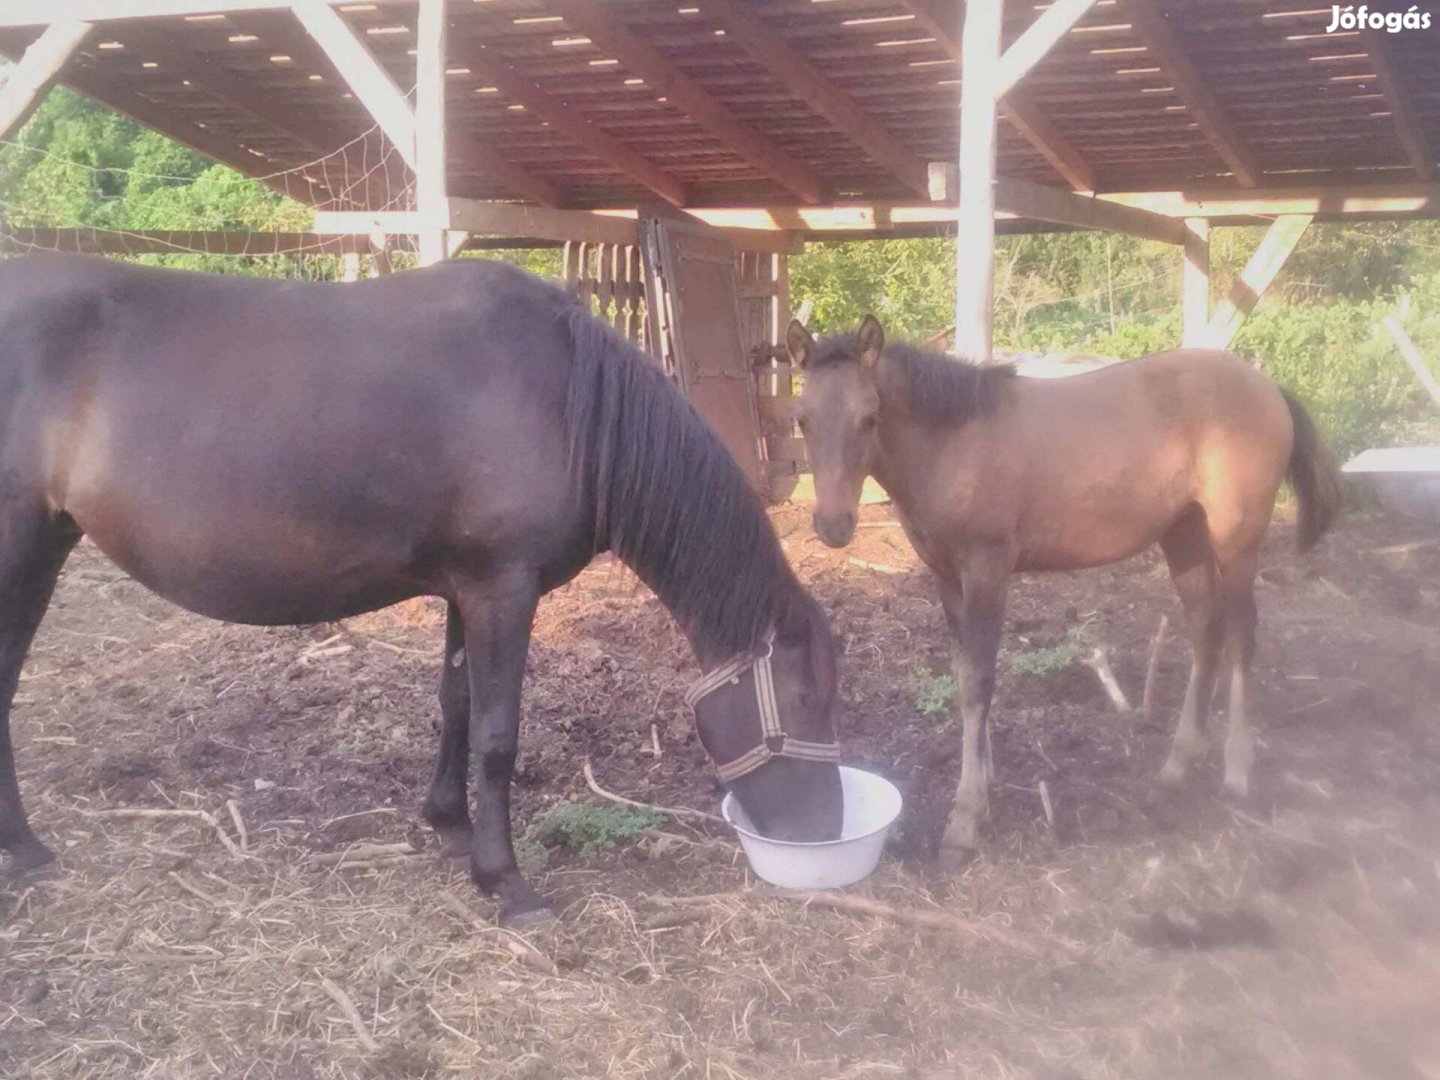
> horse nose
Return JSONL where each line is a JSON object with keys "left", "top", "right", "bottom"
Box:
{"left": 812, "top": 508, "right": 857, "bottom": 548}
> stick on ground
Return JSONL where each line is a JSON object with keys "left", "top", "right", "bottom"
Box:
{"left": 1083, "top": 646, "right": 1133, "bottom": 712}
{"left": 319, "top": 977, "right": 380, "bottom": 1053}
{"left": 583, "top": 760, "right": 724, "bottom": 824}
{"left": 1142, "top": 614, "right": 1170, "bottom": 723}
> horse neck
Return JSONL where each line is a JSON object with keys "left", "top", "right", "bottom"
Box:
{"left": 870, "top": 366, "right": 935, "bottom": 508}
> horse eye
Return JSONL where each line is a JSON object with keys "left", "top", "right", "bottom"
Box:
{"left": 859, "top": 414, "right": 879, "bottom": 432}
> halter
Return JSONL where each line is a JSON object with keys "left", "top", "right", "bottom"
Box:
{"left": 684, "top": 628, "right": 841, "bottom": 783}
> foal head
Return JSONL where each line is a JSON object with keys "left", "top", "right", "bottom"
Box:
{"left": 788, "top": 316, "right": 886, "bottom": 548}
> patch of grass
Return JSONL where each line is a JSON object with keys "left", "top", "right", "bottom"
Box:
{"left": 911, "top": 668, "right": 957, "bottom": 724}
{"left": 530, "top": 802, "right": 665, "bottom": 858}
{"left": 1004, "top": 627, "right": 1090, "bottom": 678}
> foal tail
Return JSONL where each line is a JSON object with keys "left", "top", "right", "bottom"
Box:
{"left": 1280, "top": 388, "right": 1343, "bottom": 551}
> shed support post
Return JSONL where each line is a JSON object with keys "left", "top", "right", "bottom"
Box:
{"left": 0, "top": 20, "right": 91, "bottom": 140}
{"left": 415, "top": 0, "right": 449, "bottom": 266}
{"left": 1204, "top": 214, "right": 1312, "bottom": 350}
{"left": 953, "top": 0, "right": 1004, "bottom": 363}
{"left": 1182, "top": 217, "right": 1210, "bottom": 347}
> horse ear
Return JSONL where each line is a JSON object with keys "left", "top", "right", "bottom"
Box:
{"left": 786, "top": 319, "right": 814, "bottom": 368}
{"left": 857, "top": 315, "right": 884, "bottom": 368}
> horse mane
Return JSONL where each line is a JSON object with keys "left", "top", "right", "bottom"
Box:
{"left": 881, "top": 341, "right": 1016, "bottom": 424}
{"left": 807, "top": 333, "right": 1015, "bottom": 424}
{"left": 561, "top": 301, "right": 802, "bottom": 656}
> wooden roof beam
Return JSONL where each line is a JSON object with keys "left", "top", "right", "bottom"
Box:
{"left": 0, "top": 21, "right": 91, "bottom": 140}
{"left": 111, "top": 23, "right": 399, "bottom": 208}
{"left": 0, "top": 1, "right": 410, "bottom": 29}
{"left": 450, "top": 29, "right": 689, "bottom": 208}
{"left": 545, "top": 0, "right": 825, "bottom": 204}
{"left": 291, "top": 1, "right": 563, "bottom": 208}
{"left": 1114, "top": 0, "right": 1262, "bottom": 188}
{"left": 689, "top": 0, "right": 931, "bottom": 199}
{"left": 993, "top": 0, "right": 1099, "bottom": 100}
{"left": 1360, "top": 28, "right": 1435, "bottom": 181}
{"left": 899, "top": 0, "right": 1095, "bottom": 193}
{"left": 45, "top": 58, "right": 319, "bottom": 203}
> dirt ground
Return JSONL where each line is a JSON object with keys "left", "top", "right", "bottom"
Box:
{"left": 2, "top": 501, "right": 1439, "bottom": 1079}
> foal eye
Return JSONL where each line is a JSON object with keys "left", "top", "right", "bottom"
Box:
{"left": 858, "top": 414, "right": 879, "bottom": 432}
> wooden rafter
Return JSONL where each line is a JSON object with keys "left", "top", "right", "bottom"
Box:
{"left": 993, "top": 0, "right": 1099, "bottom": 100}
{"left": 0, "top": 21, "right": 91, "bottom": 139}
{"left": 900, "top": 0, "right": 1096, "bottom": 193}
{"left": 689, "top": 0, "right": 930, "bottom": 199}
{"left": 1360, "top": 28, "right": 1435, "bottom": 182}
{"left": 0, "top": 1, "right": 410, "bottom": 29}
{"left": 290, "top": 1, "right": 563, "bottom": 208}
{"left": 46, "top": 57, "right": 319, "bottom": 204}
{"left": 110, "top": 24, "right": 398, "bottom": 208}
{"left": 451, "top": 28, "right": 689, "bottom": 208}
{"left": 1115, "top": 0, "right": 1261, "bottom": 188}
{"left": 545, "top": 0, "right": 825, "bottom": 204}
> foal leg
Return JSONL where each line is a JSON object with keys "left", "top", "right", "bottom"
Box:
{"left": 1157, "top": 511, "right": 1223, "bottom": 788}
{"left": 422, "top": 603, "right": 473, "bottom": 859}
{"left": 1216, "top": 546, "right": 1262, "bottom": 800}
{"left": 452, "top": 570, "right": 551, "bottom": 925}
{"left": 937, "top": 555, "right": 1009, "bottom": 866}
{"left": 0, "top": 508, "right": 79, "bottom": 869}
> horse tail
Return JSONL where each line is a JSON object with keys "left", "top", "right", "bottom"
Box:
{"left": 1280, "top": 388, "right": 1343, "bottom": 552}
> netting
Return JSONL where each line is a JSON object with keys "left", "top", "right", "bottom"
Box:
{"left": 0, "top": 82, "right": 420, "bottom": 279}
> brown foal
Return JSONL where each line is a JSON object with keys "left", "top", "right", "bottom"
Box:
{"left": 790, "top": 317, "right": 1343, "bottom": 865}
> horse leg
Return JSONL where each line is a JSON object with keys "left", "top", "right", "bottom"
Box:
{"left": 452, "top": 570, "right": 550, "bottom": 925}
{"left": 422, "top": 603, "right": 473, "bottom": 859}
{"left": 937, "top": 557, "right": 1009, "bottom": 866}
{"left": 1216, "top": 546, "right": 1262, "bottom": 800}
{"left": 1157, "top": 510, "right": 1223, "bottom": 788}
{"left": 0, "top": 506, "right": 78, "bottom": 869}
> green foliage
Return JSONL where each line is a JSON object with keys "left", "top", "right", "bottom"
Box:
{"left": 531, "top": 802, "right": 665, "bottom": 857}
{"left": 910, "top": 668, "right": 956, "bottom": 724}
{"left": 1004, "top": 628, "right": 1090, "bottom": 678}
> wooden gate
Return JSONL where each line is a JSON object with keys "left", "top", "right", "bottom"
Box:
{"left": 638, "top": 216, "right": 766, "bottom": 492}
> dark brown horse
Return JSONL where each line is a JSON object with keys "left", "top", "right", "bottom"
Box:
{"left": 789, "top": 317, "right": 1342, "bottom": 865}
{"left": 0, "top": 253, "right": 843, "bottom": 925}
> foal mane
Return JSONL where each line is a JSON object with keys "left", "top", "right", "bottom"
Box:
{"left": 807, "top": 334, "right": 1014, "bottom": 424}
{"left": 881, "top": 342, "right": 1015, "bottom": 424}
{"left": 561, "top": 302, "right": 803, "bottom": 656}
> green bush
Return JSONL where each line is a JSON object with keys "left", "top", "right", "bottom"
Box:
{"left": 530, "top": 802, "right": 665, "bottom": 858}
{"left": 910, "top": 668, "right": 957, "bottom": 724}
{"left": 1004, "top": 628, "right": 1089, "bottom": 678}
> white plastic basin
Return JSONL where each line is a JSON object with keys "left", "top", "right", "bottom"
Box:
{"left": 721, "top": 766, "right": 902, "bottom": 890}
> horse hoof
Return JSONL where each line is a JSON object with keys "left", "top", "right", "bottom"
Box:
{"left": 502, "top": 905, "right": 558, "bottom": 932}
{"left": 936, "top": 842, "right": 977, "bottom": 873}
{"left": 7, "top": 841, "right": 56, "bottom": 872}
{"left": 433, "top": 823, "right": 474, "bottom": 861}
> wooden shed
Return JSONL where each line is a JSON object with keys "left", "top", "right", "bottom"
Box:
{"left": 3, "top": 0, "right": 1439, "bottom": 497}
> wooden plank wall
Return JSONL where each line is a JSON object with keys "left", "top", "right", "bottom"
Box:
{"left": 563, "top": 240, "right": 650, "bottom": 352}
{"left": 737, "top": 251, "right": 805, "bottom": 501}
{"left": 565, "top": 242, "right": 803, "bottom": 501}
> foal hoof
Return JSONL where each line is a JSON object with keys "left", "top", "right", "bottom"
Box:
{"left": 428, "top": 818, "right": 474, "bottom": 861}
{"left": 1221, "top": 774, "right": 1252, "bottom": 803}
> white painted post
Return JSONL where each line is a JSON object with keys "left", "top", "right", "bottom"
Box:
{"left": 953, "top": 0, "right": 1004, "bottom": 363}
{"left": 1182, "top": 217, "right": 1210, "bottom": 347}
{"left": 415, "top": 0, "right": 449, "bottom": 266}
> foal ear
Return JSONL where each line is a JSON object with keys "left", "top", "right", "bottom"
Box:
{"left": 857, "top": 315, "right": 884, "bottom": 369}
{"left": 786, "top": 319, "right": 815, "bottom": 368}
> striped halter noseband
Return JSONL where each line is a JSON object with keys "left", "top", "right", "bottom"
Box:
{"left": 683, "top": 628, "right": 841, "bottom": 783}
